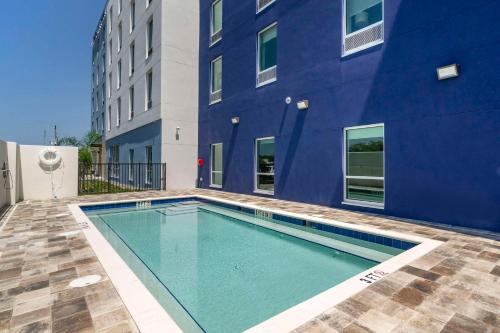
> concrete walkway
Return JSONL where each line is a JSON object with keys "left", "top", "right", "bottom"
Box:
{"left": 0, "top": 190, "right": 498, "bottom": 333}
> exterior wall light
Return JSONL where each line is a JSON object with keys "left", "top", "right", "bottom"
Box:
{"left": 437, "top": 64, "right": 459, "bottom": 80}
{"left": 231, "top": 117, "right": 240, "bottom": 125}
{"left": 297, "top": 100, "right": 309, "bottom": 110}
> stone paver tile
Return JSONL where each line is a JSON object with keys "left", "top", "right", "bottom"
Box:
{"left": 490, "top": 265, "right": 500, "bottom": 277}
{"left": 0, "top": 309, "right": 12, "bottom": 329}
{"left": 335, "top": 298, "right": 370, "bottom": 319}
{"left": 441, "top": 313, "right": 488, "bottom": 333}
{"left": 357, "top": 309, "right": 399, "bottom": 333}
{"left": 0, "top": 268, "right": 22, "bottom": 281}
{"left": 408, "top": 278, "right": 439, "bottom": 295}
{"left": 85, "top": 288, "right": 123, "bottom": 317}
{"left": 400, "top": 266, "right": 441, "bottom": 281}
{"left": 49, "top": 267, "right": 78, "bottom": 284}
{"left": 13, "top": 294, "right": 52, "bottom": 316}
{"left": 92, "top": 307, "right": 130, "bottom": 331}
{"left": 51, "top": 296, "right": 88, "bottom": 321}
{"left": 292, "top": 319, "right": 335, "bottom": 333}
{"left": 10, "top": 307, "right": 50, "bottom": 329}
{"left": 53, "top": 309, "right": 93, "bottom": 333}
{"left": 10, "top": 319, "right": 51, "bottom": 333}
{"left": 343, "top": 322, "right": 374, "bottom": 333}
{"left": 392, "top": 287, "right": 425, "bottom": 308}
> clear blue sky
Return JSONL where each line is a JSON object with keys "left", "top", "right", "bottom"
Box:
{"left": 0, "top": 0, "right": 106, "bottom": 145}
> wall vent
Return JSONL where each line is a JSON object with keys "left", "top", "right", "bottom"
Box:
{"left": 210, "top": 31, "right": 222, "bottom": 45}
{"left": 257, "top": 67, "right": 277, "bottom": 86}
{"left": 344, "top": 22, "right": 383, "bottom": 55}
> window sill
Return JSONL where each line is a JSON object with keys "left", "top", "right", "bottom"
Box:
{"left": 209, "top": 99, "right": 221, "bottom": 106}
{"left": 209, "top": 184, "right": 222, "bottom": 189}
{"left": 254, "top": 189, "right": 274, "bottom": 196}
{"left": 256, "top": 77, "right": 276, "bottom": 88}
{"left": 256, "top": 0, "right": 276, "bottom": 14}
{"left": 209, "top": 36, "right": 221, "bottom": 47}
{"left": 342, "top": 200, "right": 384, "bottom": 210}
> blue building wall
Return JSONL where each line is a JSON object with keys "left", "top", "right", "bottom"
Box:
{"left": 105, "top": 120, "right": 162, "bottom": 164}
{"left": 198, "top": 0, "right": 500, "bottom": 232}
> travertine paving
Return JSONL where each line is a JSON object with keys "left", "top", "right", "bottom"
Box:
{"left": 0, "top": 190, "right": 498, "bottom": 332}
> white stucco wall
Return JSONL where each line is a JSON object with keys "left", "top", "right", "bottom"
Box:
{"left": 18, "top": 145, "right": 78, "bottom": 200}
{"left": 0, "top": 140, "right": 18, "bottom": 209}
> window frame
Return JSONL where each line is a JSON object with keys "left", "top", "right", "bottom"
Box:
{"left": 128, "top": 149, "right": 134, "bottom": 181}
{"left": 117, "top": 59, "right": 122, "bottom": 90}
{"left": 107, "top": 106, "right": 112, "bottom": 132}
{"left": 116, "top": 97, "right": 122, "bottom": 127}
{"left": 129, "top": 0, "right": 136, "bottom": 33}
{"left": 129, "top": 85, "right": 134, "bottom": 120}
{"left": 209, "top": 56, "right": 222, "bottom": 104}
{"left": 145, "top": 145, "right": 153, "bottom": 185}
{"left": 146, "top": 16, "right": 154, "bottom": 58}
{"left": 254, "top": 136, "right": 275, "bottom": 195}
{"left": 118, "top": 22, "right": 122, "bottom": 52}
{"left": 129, "top": 42, "right": 135, "bottom": 76}
{"left": 342, "top": 0, "right": 384, "bottom": 56}
{"left": 256, "top": 0, "right": 276, "bottom": 14}
{"left": 210, "top": 0, "right": 223, "bottom": 45}
{"left": 108, "top": 6, "right": 113, "bottom": 35}
{"left": 210, "top": 143, "right": 223, "bottom": 188}
{"left": 342, "top": 123, "right": 385, "bottom": 209}
{"left": 145, "top": 70, "right": 153, "bottom": 110}
{"left": 108, "top": 71, "right": 112, "bottom": 98}
{"left": 256, "top": 22, "right": 278, "bottom": 87}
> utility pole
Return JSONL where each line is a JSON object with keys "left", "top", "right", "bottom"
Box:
{"left": 50, "top": 125, "right": 58, "bottom": 146}
{"left": 43, "top": 130, "right": 47, "bottom": 145}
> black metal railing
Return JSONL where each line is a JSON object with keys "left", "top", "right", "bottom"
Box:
{"left": 78, "top": 163, "right": 166, "bottom": 195}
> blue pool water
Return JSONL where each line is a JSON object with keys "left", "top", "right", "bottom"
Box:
{"left": 86, "top": 201, "right": 397, "bottom": 332}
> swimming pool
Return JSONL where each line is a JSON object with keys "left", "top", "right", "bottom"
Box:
{"left": 73, "top": 196, "right": 439, "bottom": 333}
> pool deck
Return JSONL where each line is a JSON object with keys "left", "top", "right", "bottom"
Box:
{"left": 0, "top": 189, "right": 498, "bottom": 333}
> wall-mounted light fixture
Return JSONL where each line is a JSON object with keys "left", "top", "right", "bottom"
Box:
{"left": 285, "top": 97, "right": 292, "bottom": 105}
{"left": 437, "top": 64, "right": 459, "bottom": 80}
{"left": 231, "top": 117, "right": 240, "bottom": 125}
{"left": 296, "top": 100, "right": 309, "bottom": 110}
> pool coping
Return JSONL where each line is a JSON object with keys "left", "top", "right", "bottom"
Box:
{"left": 68, "top": 194, "right": 443, "bottom": 333}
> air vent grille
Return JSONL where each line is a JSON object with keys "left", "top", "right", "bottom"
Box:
{"left": 210, "top": 91, "right": 222, "bottom": 104}
{"left": 257, "top": 67, "right": 277, "bottom": 86}
{"left": 210, "top": 31, "right": 222, "bottom": 45}
{"left": 258, "top": 0, "right": 274, "bottom": 11}
{"left": 344, "top": 22, "right": 383, "bottom": 55}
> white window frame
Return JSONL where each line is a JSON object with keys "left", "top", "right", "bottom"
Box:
{"left": 210, "top": 143, "right": 223, "bottom": 188}
{"left": 117, "top": 60, "right": 122, "bottom": 90}
{"left": 107, "top": 106, "right": 112, "bottom": 131}
{"left": 145, "top": 146, "right": 153, "bottom": 185}
{"left": 145, "top": 70, "right": 153, "bottom": 110}
{"left": 128, "top": 149, "right": 134, "bottom": 181}
{"left": 108, "top": 39, "right": 113, "bottom": 66}
{"left": 209, "top": 56, "right": 222, "bottom": 105}
{"left": 254, "top": 136, "right": 275, "bottom": 195}
{"left": 108, "top": 6, "right": 113, "bottom": 34}
{"left": 210, "top": 0, "right": 222, "bottom": 45}
{"left": 129, "top": 86, "right": 134, "bottom": 120}
{"left": 342, "top": 0, "right": 384, "bottom": 56}
{"left": 108, "top": 72, "right": 112, "bottom": 98}
{"left": 118, "top": 0, "right": 122, "bottom": 15}
{"left": 116, "top": 97, "right": 121, "bottom": 127}
{"left": 129, "top": 42, "right": 135, "bottom": 76}
{"left": 256, "top": 22, "right": 278, "bottom": 87}
{"left": 256, "top": 0, "right": 276, "bottom": 14}
{"left": 146, "top": 16, "right": 153, "bottom": 59}
{"left": 117, "top": 22, "right": 122, "bottom": 52}
{"left": 129, "top": 0, "right": 136, "bottom": 33}
{"left": 342, "top": 123, "right": 385, "bottom": 209}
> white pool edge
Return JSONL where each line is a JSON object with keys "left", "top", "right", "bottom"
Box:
{"left": 70, "top": 194, "right": 443, "bottom": 333}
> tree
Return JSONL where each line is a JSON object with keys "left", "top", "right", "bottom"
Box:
{"left": 56, "top": 136, "right": 79, "bottom": 147}
{"left": 56, "top": 131, "right": 102, "bottom": 168}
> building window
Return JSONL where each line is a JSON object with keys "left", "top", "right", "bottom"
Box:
{"left": 117, "top": 98, "right": 122, "bottom": 127}
{"left": 129, "top": 42, "right": 135, "bottom": 76}
{"left": 344, "top": 124, "right": 384, "bottom": 207}
{"left": 108, "top": 72, "right": 112, "bottom": 98}
{"left": 257, "top": 0, "right": 276, "bottom": 13}
{"left": 128, "top": 149, "right": 134, "bottom": 181}
{"left": 255, "top": 137, "right": 275, "bottom": 194}
{"left": 95, "top": 119, "right": 98, "bottom": 132}
{"left": 117, "top": 60, "right": 122, "bottom": 89}
{"left": 147, "top": 0, "right": 152, "bottom": 8}
{"left": 129, "top": 86, "right": 134, "bottom": 120}
{"left": 108, "top": 39, "right": 113, "bottom": 65}
{"left": 210, "top": 143, "right": 223, "bottom": 187}
{"left": 110, "top": 145, "right": 120, "bottom": 178}
{"left": 343, "top": 0, "right": 384, "bottom": 55}
{"left": 96, "top": 91, "right": 100, "bottom": 111}
{"left": 102, "top": 54, "right": 106, "bottom": 74}
{"left": 118, "top": 22, "right": 122, "bottom": 52}
{"left": 146, "top": 17, "right": 153, "bottom": 58}
{"left": 102, "top": 85, "right": 105, "bottom": 105}
{"left": 107, "top": 106, "right": 111, "bottom": 131}
{"left": 145, "top": 146, "right": 153, "bottom": 184}
{"left": 91, "top": 97, "right": 95, "bottom": 113}
{"left": 145, "top": 70, "right": 153, "bottom": 110}
{"left": 101, "top": 112, "right": 105, "bottom": 132}
{"left": 118, "top": 0, "right": 122, "bottom": 15}
{"left": 210, "top": 0, "right": 222, "bottom": 45}
{"left": 130, "top": 0, "right": 136, "bottom": 32}
{"left": 210, "top": 56, "right": 222, "bottom": 104}
{"left": 257, "top": 23, "right": 277, "bottom": 87}
{"left": 108, "top": 7, "right": 113, "bottom": 34}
